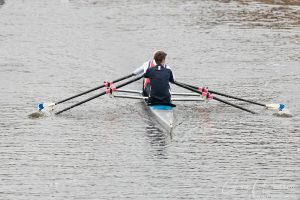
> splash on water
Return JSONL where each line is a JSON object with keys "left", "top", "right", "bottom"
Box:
{"left": 28, "top": 111, "right": 48, "bottom": 119}
{"left": 273, "top": 108, "right": 293, "bottom": 118}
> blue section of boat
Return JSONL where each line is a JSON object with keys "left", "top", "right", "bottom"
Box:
{"left": 149, "top": 105, "right": 173, "bottom": 110}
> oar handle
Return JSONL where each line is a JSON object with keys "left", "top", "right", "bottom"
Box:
{"left": 55, "top": 75, "right": 143, "bottom": 115}
{"left": 174, "top": 81, "right": 256, "bottom": 114}
{"left": 181, "top": 83, "right": 265, "bottom": 107}
{"left": 55, "top": 73, "right": 135, "bottom": 105}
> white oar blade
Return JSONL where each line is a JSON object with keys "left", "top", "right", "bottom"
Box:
{"left": 37, "top": 102, "right": 55, "bottom": 112}
{"left": 266, "top": 103, "right": 293, "bottom": 117}
{"left": 266, "top": 103, "right": 285, "bottom": 111}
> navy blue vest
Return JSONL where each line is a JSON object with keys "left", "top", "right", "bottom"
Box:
{"left": 144, "top": 64, "right": 174, "bottom": 103}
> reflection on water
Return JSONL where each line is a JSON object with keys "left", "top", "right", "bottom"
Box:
{"left": 140, "top": 101, "right": 172, "bottom": 158}
{"left": 0, "top": 0, "right": 4, "bottom": 7}
{"left": 145, "top": 124, "right": 171, "bottom": 159}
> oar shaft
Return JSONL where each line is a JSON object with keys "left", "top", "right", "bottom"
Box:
{"left": 55, "top": 75, "right": 143, "bottom": 115}
{"left": 55, "top": 86, "right": 105, "bottom": 105}
{"left": 55, "top": 73, "right": 134, "bottom": 105}
{"left": 55, "top": 91, "right": 106, "bottom": 115}
{"left": 181, "top": 82, "right": 265, "bottom": 107}
{"left": 174, "top": 81, "right": 256, "bottom": 114}
{"left": 210, "top": 90, "right": 265, "bottom": 107}
{"left": 212, "top": 96, "right": 256, "bottom": 114}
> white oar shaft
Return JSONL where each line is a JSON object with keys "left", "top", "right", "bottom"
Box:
{"left": 115, "top": 89, "right": 142, "bottom": 94}
{"left": 172, "top": 98, "right": 204, "bottom": 101}
{"left": 113, "top": 95, "right": 205, "bottom": 102}
{"left": 55, "top": 75, "right": 143, "bottom": 115}
{"left": 171, "top": 92, "right": 201, "bottom": 96}
{"left": 113, "top": 95, "right": 148, "bottom": 100}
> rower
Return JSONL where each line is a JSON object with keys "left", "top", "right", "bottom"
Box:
{"left": 134, "top": 51, "right": 175, "bottom": 104}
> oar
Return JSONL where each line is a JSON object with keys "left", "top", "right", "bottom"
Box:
{"left": 180, "top": 82, "right": 285, "bottom": 111}
{"left": 55, "top": 75, "right": 143, "bottom": 115}
{"left": 174, "top": 81, "right": 256, "bottom": 114}
{"left": 37, "top": 73, "right": 135, "bottom": 112}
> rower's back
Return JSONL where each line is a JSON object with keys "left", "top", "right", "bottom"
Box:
{"left": 144, "top": 64, "right": 174, "bottom": 104}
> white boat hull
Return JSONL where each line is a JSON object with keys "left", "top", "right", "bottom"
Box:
{"left": 145, "top": 102, "right": 174, "bottom": 131}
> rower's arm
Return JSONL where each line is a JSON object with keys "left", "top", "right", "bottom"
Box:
{"left": 144, "top": 69, "right": 150, "bottom": 78}
{"left": 133, "top": 61, "right": 150, "bottom": 75}
{"left": 133, "top": 66, "right": 144, "bottom": 75}
{"left": 169, "top": 70, "right": 175, "bottom": 83}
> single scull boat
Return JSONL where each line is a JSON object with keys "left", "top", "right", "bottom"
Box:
{"left": 113, "top": 89, "right": 204, "bottom": 131}
{"left": 37, "top": 73, "right": 287, "bottom": 129}
{"left": 144, "top": 101, "right": 175, "bottom": 132}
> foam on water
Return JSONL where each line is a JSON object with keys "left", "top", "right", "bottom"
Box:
{"left": 273, "top": 108, "right": 293, "bottom": 118}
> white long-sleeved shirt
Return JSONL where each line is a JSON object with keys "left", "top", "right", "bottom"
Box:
{"left": 133, "top": 60, "right": 172, "bottom": 75}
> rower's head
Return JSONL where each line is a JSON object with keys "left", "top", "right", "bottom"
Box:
{"left": 154, "top": 50, "right": 167, "bottom": 65}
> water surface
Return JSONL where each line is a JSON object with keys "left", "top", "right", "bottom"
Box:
{"left": 0, "top": 0, "right": 299, "bottom": 199}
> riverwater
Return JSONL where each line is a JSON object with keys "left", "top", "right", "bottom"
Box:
{"left": 0, "top": 0, "right": 299, "bottom": 199}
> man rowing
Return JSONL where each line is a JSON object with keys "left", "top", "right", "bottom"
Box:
{"left": 134, "top": 51, "right": 175, "bottom": 105}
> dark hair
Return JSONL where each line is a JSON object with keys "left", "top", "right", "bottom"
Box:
{"left": 154, "top": 51, "right": 167, "bottom": 65}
